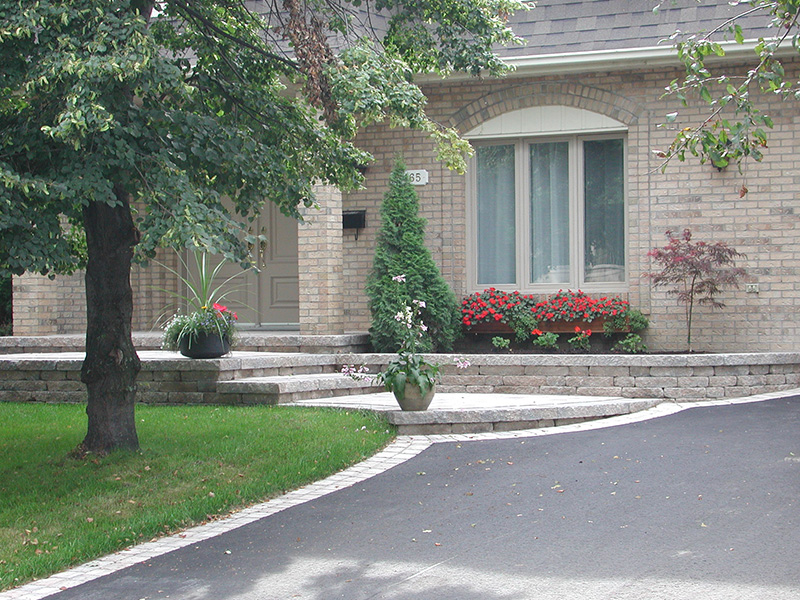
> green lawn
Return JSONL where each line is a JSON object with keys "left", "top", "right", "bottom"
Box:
{"left": 0, "top": 402, "right": 395, "bottom": 591}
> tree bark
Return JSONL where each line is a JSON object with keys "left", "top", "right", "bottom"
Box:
{"left": 80, "top": 190, "right": 141, "bottom": 453}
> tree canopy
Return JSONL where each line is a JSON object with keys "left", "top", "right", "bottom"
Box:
{"left": 0, "top": 0, "right": 528, "bottom": 452}
{"left": 0, "top": 0, "right": 526, "bottom": 276}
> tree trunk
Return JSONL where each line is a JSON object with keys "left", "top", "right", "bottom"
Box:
{"left": 80, "top": 191, "right": 141, "bottom": 453}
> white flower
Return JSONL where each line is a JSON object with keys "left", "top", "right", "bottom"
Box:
{"left": 392, "top": 274, "right": 406, "bottom": 282}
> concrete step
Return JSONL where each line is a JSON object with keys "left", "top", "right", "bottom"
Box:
{"left": 0, "top": 332, "right": 370, "bottom": 354}
{"left": 216, "top": 373, "right": 384, "bottom": 404}
{"left": 290, "top": 393, "right": 664, "bottom": 435}
{"left": 386, "top": 397, "right": 663, "bottom": 435}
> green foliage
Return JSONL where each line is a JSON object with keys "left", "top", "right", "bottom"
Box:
{"left": 381, "top": 0, "right": 529, "bottom": 77}
{"left": 531, "top": 331, "right": 559, "bottom": 350}
{"left": 614, "top": 333, "right": 647, "bottom": 354}
{"left": 367, "top": 163, "right": 461, "bottom": 352}
{"left": 603, "top": 308, "right": 650, "bottom": 336}
{"left": 658, "top": 0, "right": 800, "bottom": 175}
{"left": 491, "top": 336, "right": 511, "bottom": 350}
{"left": 625, "top": 308, "right": 650, "bottom": 332}
{"left": 0, "top": 0, "right": 525, "bottom": 450}
{"left": 0, "top": 0, "right": 526, "bottom": 278}
{"left": 509, "top": 308, "right": 539, "bottom": 342}
{"left": 158, "top": 250, "right": 244, "bottom": 314}
{"left": 161, "top": 305, "right": 238, "bottom": 351}
{"left": 567, "top": 328, "right": 592, "bottom": 352}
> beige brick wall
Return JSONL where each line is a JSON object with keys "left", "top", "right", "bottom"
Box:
{"left": 13, "top": 251, "right": 179, "bottom": 336}
{"left": 13, "top": 272, "right": 85, "bottom": 335}
{"left": 343, "top": 59, "right": 800, "bottom": 352}
{"left": 298, "top": 185, "right": 345, "bottom": 335}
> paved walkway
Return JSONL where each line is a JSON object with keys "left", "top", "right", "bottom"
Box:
{"left": 1, "top": 389, "right": 797, "bottom": 600}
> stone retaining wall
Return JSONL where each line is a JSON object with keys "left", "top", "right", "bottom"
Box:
{"left": 1, "top": 352, "right": 798, "bottom": 405}
{"left": 428, "top": 353, "right": 800, "bottom": 400}
{"left": 0, "top": 353, "right": 342, "bottom": 404}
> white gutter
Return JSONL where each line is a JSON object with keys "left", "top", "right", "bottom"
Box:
{"left": 416, "top": 39, "right": 797, "bottom": 82}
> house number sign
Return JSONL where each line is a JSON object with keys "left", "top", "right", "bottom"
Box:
{"left": 405, "top": 169, "right": 429, "bottom": 185}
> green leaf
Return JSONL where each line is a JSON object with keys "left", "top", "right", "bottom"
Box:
{"left": 734, "top": 24, "right": 744, "bottom": 44}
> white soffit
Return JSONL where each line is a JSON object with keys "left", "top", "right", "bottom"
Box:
{"left": 465, "top": 105, "right": 627, "bottom": 139}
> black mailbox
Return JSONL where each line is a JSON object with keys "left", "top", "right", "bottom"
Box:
{"left": 342, "top": 210, "right": 367, "bottom": 239}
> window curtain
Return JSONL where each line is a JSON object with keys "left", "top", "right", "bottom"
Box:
{"left": 583, "top": 139, "right": 625, "bottom": 282}
{"left": 529, "top": 142, "right": 570, "bottom": 284}
{"left": 476, "top": 145, "right": 516, "bottom": 285}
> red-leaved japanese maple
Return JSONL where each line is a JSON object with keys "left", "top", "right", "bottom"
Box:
{"left": 646, "top": 229, "right": 746, "bottom": 352}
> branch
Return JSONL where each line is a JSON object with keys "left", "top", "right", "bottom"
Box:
{"left": 167, "top": 0, "right": 299, "bottom": 72}
{"left": 655, "top": 4, "right": 800, "bottom": 172}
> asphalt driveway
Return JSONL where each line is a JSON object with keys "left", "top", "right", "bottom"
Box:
{"left": 44, "top": 396, "right": 800, "bottom": 599}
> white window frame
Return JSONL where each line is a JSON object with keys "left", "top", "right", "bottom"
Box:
{"left": 467, "top": 131, "right": 628, "bottom": 294}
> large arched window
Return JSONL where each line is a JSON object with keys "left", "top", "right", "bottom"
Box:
{"left": 467, "top": 106, "right": 628, "bottom": 293}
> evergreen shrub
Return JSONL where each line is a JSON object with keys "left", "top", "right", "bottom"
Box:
{"left": 366, "top": 162, "right": 461, "bottom": 352}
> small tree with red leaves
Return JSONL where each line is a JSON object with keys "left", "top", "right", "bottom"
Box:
{"left": 646, "top": 229, "right": 746, "bottom": 352}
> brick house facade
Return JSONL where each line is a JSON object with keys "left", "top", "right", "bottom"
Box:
{"left": 12, "top": 1, "right": 800, "bottom": 352}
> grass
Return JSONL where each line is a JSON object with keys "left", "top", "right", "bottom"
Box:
{"left": 0, "top": 402, "right": 395, "bottom": 591}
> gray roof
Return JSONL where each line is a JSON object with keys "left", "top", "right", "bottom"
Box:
{"left": 499, "top": 0, "right": 773, "bottom": 58}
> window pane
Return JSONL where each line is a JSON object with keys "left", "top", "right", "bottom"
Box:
{"left": 584, "top": 139, "right": 625, "bottom": 282}
{"left": 476, "top": 145, "right": 516, "bottom": 285}
{"left": 529, "top": 142, "right": 570, "bottom": 284}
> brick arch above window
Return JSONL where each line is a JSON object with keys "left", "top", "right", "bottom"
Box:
{"left": 449, "top": 81, "right": 645, "bottom": 135}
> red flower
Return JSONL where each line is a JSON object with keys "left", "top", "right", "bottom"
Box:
{"left": 213, "top": 302, "right": 228, "bottom": 313}
{"left": 532, "top": 329, "right": 543, "bottom": 336}
{"left": 574, "top": 325, "right": 581, "bottom": 333}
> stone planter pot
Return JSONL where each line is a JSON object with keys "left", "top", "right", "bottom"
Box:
{"left": 178, "top": 332, "right": 231, "bottom": 359}
{"left": 393, "top": 384, "right": 436, "bottom": 411}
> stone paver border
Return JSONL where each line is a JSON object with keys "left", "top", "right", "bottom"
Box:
{"left": 1, "top": 388, "right": 797, "bottom": 600}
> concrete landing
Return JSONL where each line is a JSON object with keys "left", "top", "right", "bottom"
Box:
{"left": 291, "top": 392, "right": 664, "bottom": 434}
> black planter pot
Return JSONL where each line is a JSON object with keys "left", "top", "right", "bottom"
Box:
{"left": 178, "top": 332, "right": 231, "bottom": 359}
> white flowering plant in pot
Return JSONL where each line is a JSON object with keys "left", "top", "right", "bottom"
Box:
{"left": 343, "top": 275, "right": 470, "bottom": 409}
